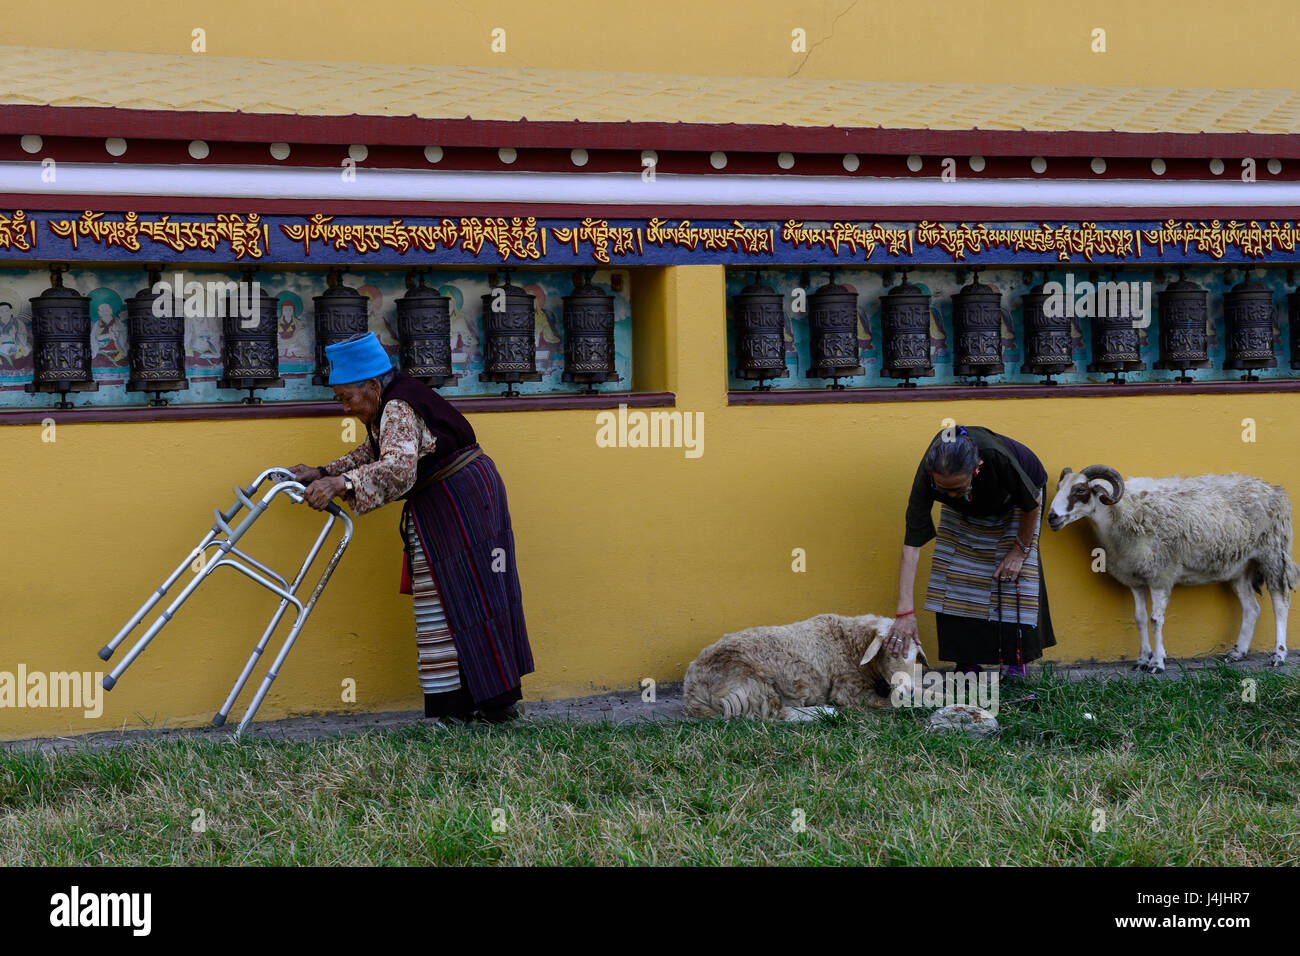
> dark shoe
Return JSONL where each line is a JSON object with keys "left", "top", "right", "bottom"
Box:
{"left": 425, "top": 688, "right": 475, "bottom": 721}
{"left": 474, "top": 703, "right": 522, "bottom": 724}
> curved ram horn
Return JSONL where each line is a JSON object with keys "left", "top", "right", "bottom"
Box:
{"left": 1058, "top": 466, "right": 1073, "bottom": 482}
{"left": 1081, "top": 464, "right": 1124, "bottom": 504}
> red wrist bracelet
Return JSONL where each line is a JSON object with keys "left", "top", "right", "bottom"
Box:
{"left": 895, "top": 609, "right": 915, "bottom": 617}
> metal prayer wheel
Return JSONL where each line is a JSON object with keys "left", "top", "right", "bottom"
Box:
{"left": 951, "top": 274, "right": 1004, "bottom": 384}
{"left": 731, "top": 272, "right": 789, "bottom": 390}
{"left": 562, "top": 268, "right": 620, "bottom": 394}
{"left": 395, "top": 271, "right": 457, "bottom": 388}
{"left": 125, "top": 268, "right": 188, "bottom": 406}
{"left": 479, "top": 267, "right": 542, "bottom": 397}
{"left": 312, "top": 267, "right": 369, "bottom": 385}
{"left": 1154, "top": 275, "right": 1211, "bottom": 382}
{"left": 219, "top": 269, "right": 285, "bottom": 403}
{"left": 879, "top": 274, "right": 934, "bottom": 387}
{"left": 1086, "top": 273, "right": 1146, "bottom": 382}
{"left": 24, "top": 264, "right": 98, "bottom": 408}
{"left": 1290, "top": 286, "right": 1300, "bottom": 371}
{"left": 1222, "top": 275, "right": 1277, "bottom": 380}
{"left": 1019, "top": 279, "right": 1074, "bottom": 385}
{"left": 807, "top": 270, "right": 864, "bottom": 389}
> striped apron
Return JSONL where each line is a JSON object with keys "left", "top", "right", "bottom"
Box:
{"left": 404, "top": 511, "right": 462, "bottom": 694}
{"left": 923, "top": 485, "right": 1044, "bottom": 626}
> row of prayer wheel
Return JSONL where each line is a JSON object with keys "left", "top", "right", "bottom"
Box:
{"left": 22, "top": 265, "right": 621, "bottom": 407}
{"left": 733, "top": 270, "right": 1296, "bottom": 388}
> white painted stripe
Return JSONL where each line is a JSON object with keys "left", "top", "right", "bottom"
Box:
{"left": 3, "top": 161, "right": 1300, "bottom": 209}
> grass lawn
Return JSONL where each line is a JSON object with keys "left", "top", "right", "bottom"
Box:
{"left": 2, "top": 665, "right": 1298, "bottom": 865}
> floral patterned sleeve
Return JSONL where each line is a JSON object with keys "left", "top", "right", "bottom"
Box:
{"left": 320, "top": 440, "right": 376, "bottom": 477}
{"left": 332, "top": 400, "right": 437, "bottom": 515}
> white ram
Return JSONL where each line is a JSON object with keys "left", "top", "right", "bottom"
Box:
{"left": 1048, "top": 464, "right": 1297, "bottom": 672}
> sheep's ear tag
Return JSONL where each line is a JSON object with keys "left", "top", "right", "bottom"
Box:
{"left": 860, "top": 636, "right": 884, "bottom": 666}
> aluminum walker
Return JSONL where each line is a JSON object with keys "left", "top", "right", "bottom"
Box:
{"left": 98, "top": 467, "right": 354, "bottom": 738}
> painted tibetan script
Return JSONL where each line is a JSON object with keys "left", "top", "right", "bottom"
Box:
{"left": 4, "top": 211, "right": 1300, "bottom": 265}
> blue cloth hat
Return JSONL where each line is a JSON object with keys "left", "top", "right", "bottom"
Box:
{"left": 326, "top": 332, "right": 393, "bottom": 385}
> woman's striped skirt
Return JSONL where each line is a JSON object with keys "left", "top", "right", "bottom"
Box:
{"left": 922, "top": 483, "right": 1057, "bottom": 665}
{"left": 404, "top": 511, "right": 462, "bottom": 694}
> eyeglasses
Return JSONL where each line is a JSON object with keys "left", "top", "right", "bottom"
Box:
{"left": 929, "top": 463, "right": 981, "bottom": 498}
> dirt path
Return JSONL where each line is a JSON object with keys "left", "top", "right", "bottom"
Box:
{"left": 2, "top": 653, "right": 1290, "bottom": 754}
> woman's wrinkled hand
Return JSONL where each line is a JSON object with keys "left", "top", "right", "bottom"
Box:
{"left": 287, "top": 464, "right": 320, "bottom": 484}
{"left": 304, "top": 476, "right": 346, "bottom": 511}
{"left": 886, "top": 613, "right": 918, "bottom": 654}
{"left": 994, "top": 548, "right": 1027, "bottom": 582}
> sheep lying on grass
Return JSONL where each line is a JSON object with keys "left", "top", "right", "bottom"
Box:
{"left": 1049, "top": 465, "right": 1297, "bottom": 672}
{"left": 682, "top": 613, "right": 927, "bottom": 720}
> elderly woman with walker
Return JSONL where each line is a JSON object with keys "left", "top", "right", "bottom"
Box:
{"left": 884, "top": 424, "right": 1056, "bottom": 683}
{"left": 288, "top": 332, "right": 534, "bottom": 724}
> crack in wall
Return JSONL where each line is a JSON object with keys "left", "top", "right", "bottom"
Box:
{"left": 789, "top": 0, "right": 863, "bottom": 79}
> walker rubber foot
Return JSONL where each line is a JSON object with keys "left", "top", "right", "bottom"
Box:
{"left": 211, "top": 713, "right": 226, "bottom": 727}
{"left": 98, "top": 645, "right": 113, "bottom": 661}
{"left": 102, "top": 675, "right": 116, "bottom": 690}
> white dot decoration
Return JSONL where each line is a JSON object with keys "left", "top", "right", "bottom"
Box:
{"left": 188, "top": 140, "right": 209, "bottom": 160}
{"left": 1268, "top": 158, "right": 1282, "bottom": 175}
{"left": 269, "top": 142, "right": 291, "bottom": 161}
{"left": 842, "top": 153, "right": 860, "bottom": 172}
{"left": 498, "top": 147, "right": 517, "bottom": 164}
{"left": 570, "top": 148, "right": 589, "bottom": 167}
{"left": 968, "top": 155, "right": 986, "bottom": 172}
{"left": 1030, "top": 156, "right": 1047, "bottom": 174}
{"left": 105, "top": 137, "right": 127, "bottom": 157}
{"left": 1090, "top": 157, "right": 1106, "bottom": 174}
{"left": 906, "top": 155, "right": 923, "bottom": 172}
{"left": 1151, "top": 158, "right": 1166, "bottom": 175}
{"left": 1209, "top": 158, "right": 1224, "bottom": 175}
{"left": 710, "top": 151, "right": 727, "bottom": 169}
{"left": 424, "top": 146, "right": 444, "bottom": 163}
{"left": 348, "top": 144, "right": 368, "bottom": 162}
{"left": 777, "top": 152, "right": 795, "bottom": 169}
{"left": 20, "top": 134, "right": 42, "bottom": 154}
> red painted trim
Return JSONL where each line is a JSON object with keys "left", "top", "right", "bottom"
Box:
{"left": 4, "top": 105, "right": 1300, "bottom": 158}
{"left": 4, "top": 139, "right": 1288, "bottom": 184}
{"left": 0, "top": 391, "right": 677, "bottom": 425}
{"left": 728, "top": 380, "right": 1300, "bottom": 405}
{"left": 3, "top": 192, "right": 1300, "bottom": 224}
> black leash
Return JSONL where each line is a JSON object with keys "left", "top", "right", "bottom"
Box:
{"left": 996, "top": 568, "right": 1025, "bottom": 671}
